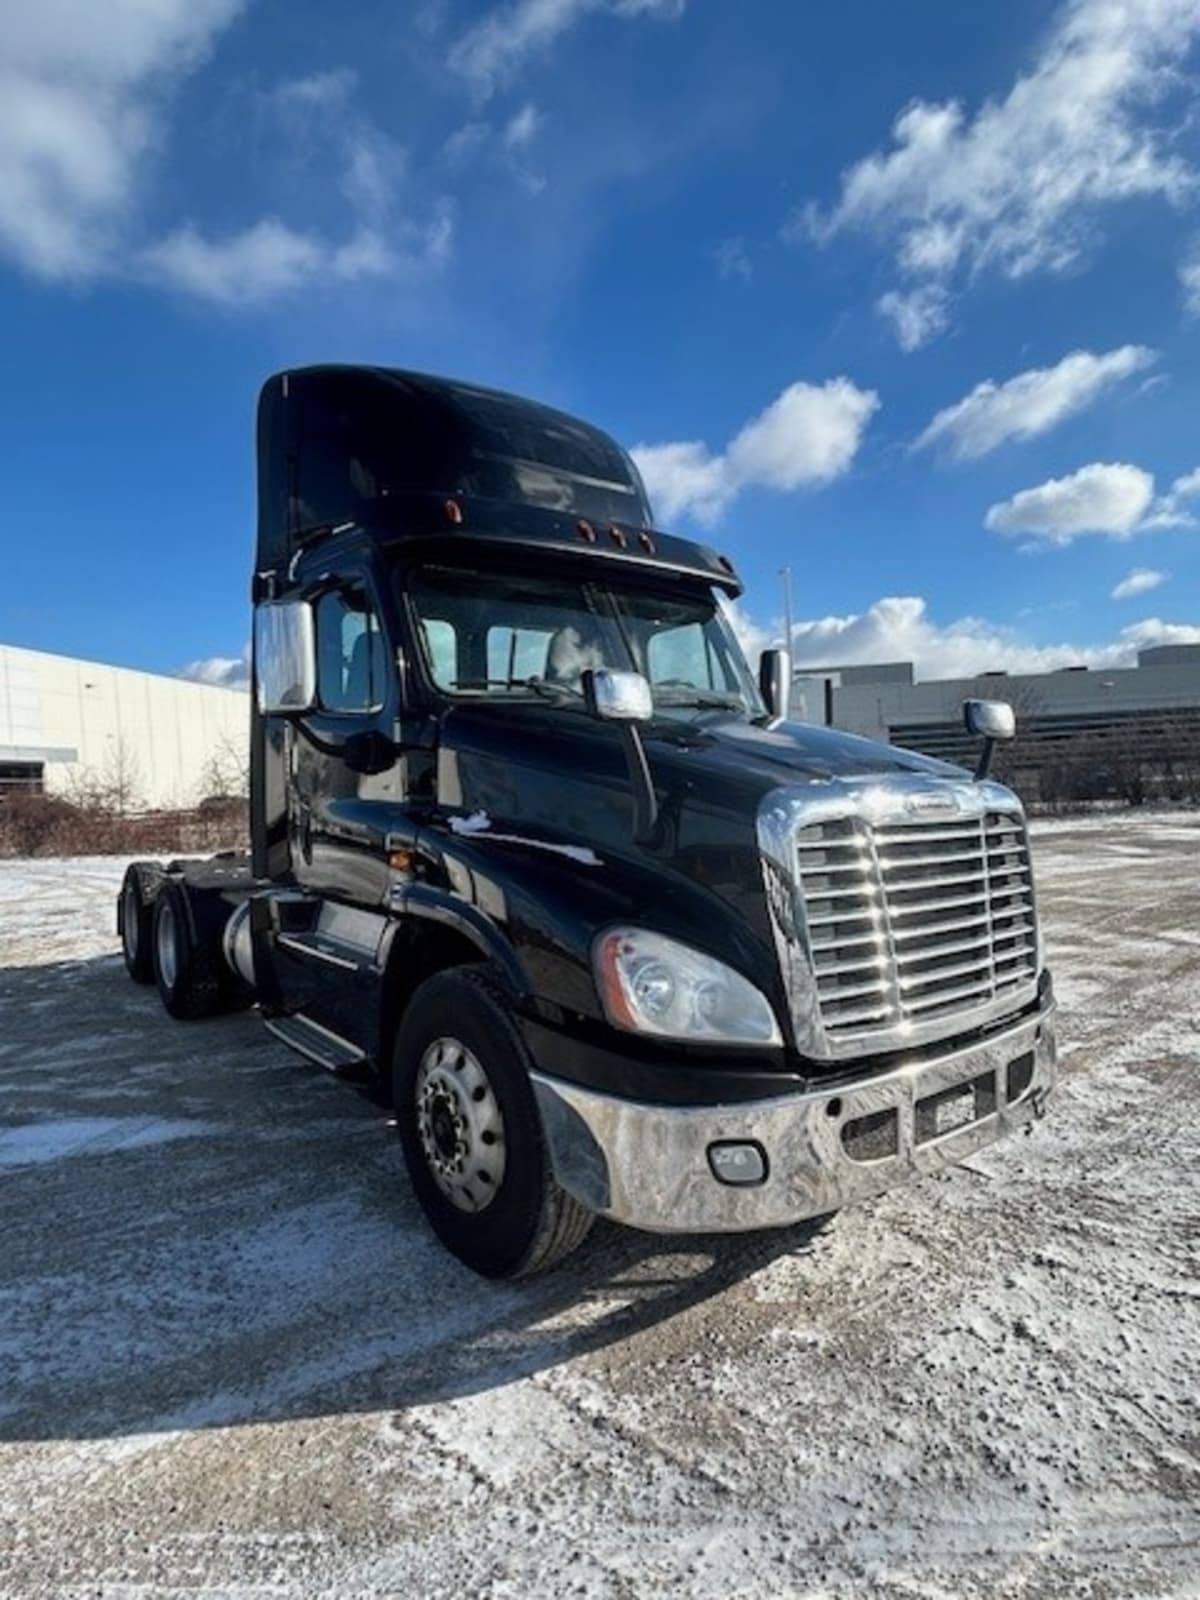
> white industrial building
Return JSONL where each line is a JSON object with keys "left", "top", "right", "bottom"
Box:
{"left": 0, "top": 644, "right": 249, "bottom": 810}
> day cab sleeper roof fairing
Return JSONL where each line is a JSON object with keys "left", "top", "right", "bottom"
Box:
{"left": 255, "top": 366, "right": 743, "bottom": 596}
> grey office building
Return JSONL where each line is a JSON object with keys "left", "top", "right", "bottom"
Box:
{"left": 795, "top": 644, "right": 1200, "bottom": 800}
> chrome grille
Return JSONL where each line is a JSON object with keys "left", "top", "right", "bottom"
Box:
{"left": 795, "top": 810, "right": 1038, "bottom": 1043}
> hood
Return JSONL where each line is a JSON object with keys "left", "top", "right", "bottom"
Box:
{"left": 641, "top": 713, "right": 965, "bottom": 789}
{"left": 435, "top": 706, "right": 976, "bottom": 955}
{"left": 437, "top": 704, "right": 966, "bottom": 846}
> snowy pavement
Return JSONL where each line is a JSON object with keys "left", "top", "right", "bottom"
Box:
{"left": 0, "top": 819, "right": 1197, "bottom": 1598}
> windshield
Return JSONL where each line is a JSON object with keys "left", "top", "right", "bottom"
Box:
{"left": 405, "top": 564, "right": 764, "bottom": 719}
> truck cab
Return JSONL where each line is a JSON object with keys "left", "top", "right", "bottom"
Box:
{"left": 119, "top": 365, "right": 1057, "bottom": 1277}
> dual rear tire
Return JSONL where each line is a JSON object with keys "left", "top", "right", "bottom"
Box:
{"left": 122, "top": 865, "right": 232, "bottom": 1020}
{"left": 119, "top": 864, "right": 156, "bottom": 984}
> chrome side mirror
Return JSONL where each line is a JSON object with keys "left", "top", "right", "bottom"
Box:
{"left": 759, "top": 648, "right": 791, "bottom": 721}
{"left": 963, "top": 698, "right": 1015, "bottom": 779}
{"left": 255, "top": 600, "right": 316, "bottom": 714}
{"left": 581, "top": 668, "right": 653, "bottom": 723}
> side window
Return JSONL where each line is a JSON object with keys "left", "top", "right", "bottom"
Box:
{"left": 315, "top": 586, "right": 385, "bottom": 713}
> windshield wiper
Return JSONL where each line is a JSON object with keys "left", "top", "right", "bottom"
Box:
{"left": 651, "top": 687, "right": 746, "bottom": 712}
{"left": 523, "top": 677, "right": 584, "bottom": 703}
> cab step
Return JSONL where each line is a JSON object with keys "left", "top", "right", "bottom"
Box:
{"left": 263, "top": 1012, "right": 366, "bottom": 1075}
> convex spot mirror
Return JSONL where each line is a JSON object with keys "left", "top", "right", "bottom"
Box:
{"left": 581, "top": 668, "right": 653, "bottom": 723}
{"left": 963, "top": 698, "right": 1016, "bottom": 741}
{"left": 255, "top": 600, "right": 316, "bottom": 714}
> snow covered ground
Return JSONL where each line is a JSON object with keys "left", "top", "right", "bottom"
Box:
{"left": 0, "top": 819, "right": 1197, "bottom": 1598}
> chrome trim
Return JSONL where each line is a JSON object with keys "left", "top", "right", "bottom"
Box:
{"left": 276, "top": 932, "right": 358, "bottom": 971}
{"left": 315, "top": 903, "right": 386, "bottom": 962}
{"left": 531, "top": 1002, "right": 1056, "bottom": 1233}
{"left": 222, "top": 899, "right": 255, "bottom": 987}
{"left": 757, "top": 775, "right": 1041, "bottom": 1060}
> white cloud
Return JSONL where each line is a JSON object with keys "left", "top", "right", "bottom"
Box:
{"left": 443, "top": 122, "right": 491, "bottom": 167}
{"left": 1141, "top": 463, "right": 1200, "bottom": 526}
{"left": 633, "top": 440, "right": 732, "bottom": 524}
{"left": 449, "top": 0, "right": 685, "bottom": 98}
{"left": 504, "top": 103, "right": 542, "bottom": 150}
{"left": 1112, "top": 566, "right": 1169, "bottom": 599}
{"left": 799, "top": 0, "right": 1200, "bottom": 346}
{"left": 713, "top": 236, "right": 752, "bottom": 282}
{"left": 986, "top": 460, "right": 1200, "bottom": 543}
{"left": 0, "top": 10, "right": 453, "bottom": 306}
{"left": 141, "top": 203, "right": 453, "bottom": 306}
{"left": 145, "top": 219, "right": 321, "bottom": 303}
{"left": 1182, "top": 236, "right": 1200, "bottom": 313}
{"left": 986, "top": 462, "right": 1157, "bottom": 543}
{"left": 728, "top": 594, "right": 1200, "bottom": 683}
{"left": 0, "top": 0, "right": 244, "bottom": 280}
{"left": 269, "top": 68, "right": 357, "bottom": 109}
{"left": 875, "top": 285, "right": 950, "bottom": 351}
{"left": 179, "top": 649, "right": 249, "bottom": 690}
{"left": 917, "top": 345, "right": 1157, "bottom": 460}
{"left": 632, "top": 378, "right": 879, "bottom": 526}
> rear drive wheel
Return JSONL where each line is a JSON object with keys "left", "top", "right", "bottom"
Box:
{"left": 119, "top": 864, "right": 155, "bottom": 984}
{"left": 393, "top": 967, "right": 594, "bottom": 1278}
{"left": 151, "top": 880, "right": 228, "bottom": 1020}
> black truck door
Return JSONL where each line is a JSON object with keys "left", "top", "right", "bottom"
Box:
{"left": 274, "top": 574, "right": 400, "bottom": 1043}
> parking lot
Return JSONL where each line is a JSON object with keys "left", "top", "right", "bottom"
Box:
{"left": 1, "top": 814, "right": 1197, "bottom": 1599}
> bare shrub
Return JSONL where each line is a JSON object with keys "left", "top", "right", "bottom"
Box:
{"left": 0, "top": 795, "right": 247, "bottom": 859}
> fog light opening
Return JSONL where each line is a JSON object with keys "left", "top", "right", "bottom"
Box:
{"left": 707, "top": 1141, "right": 768, "bottom": 1187}
{"left": 825, "top": 1097, "right": 843, "bottom": 1120}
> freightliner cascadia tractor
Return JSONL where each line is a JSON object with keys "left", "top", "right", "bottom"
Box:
{"left": 118, "top": 366, "right": 1057, "bottom": 1278}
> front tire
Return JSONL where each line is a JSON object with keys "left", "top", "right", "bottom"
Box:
{"left": 393, "top": 967, "right": 594, "bottom": 1278}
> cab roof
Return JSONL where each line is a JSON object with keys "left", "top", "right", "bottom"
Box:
{"left": 255, "top": 365, "right": 742, "bottom": 596}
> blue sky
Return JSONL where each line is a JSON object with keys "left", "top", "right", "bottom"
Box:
{"left": 2, "top": 0, "right": 1198, "bottom": 686}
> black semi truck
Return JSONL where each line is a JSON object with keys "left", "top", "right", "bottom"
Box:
{"left": 118, "top": 366, "right": 1057, "bottom": 1277}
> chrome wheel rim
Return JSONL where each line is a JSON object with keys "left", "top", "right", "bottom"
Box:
{"left": 156, "top": 900, "right": 178, "bottom": 989}
{"left": 415, "top": 1037, "right": 507, "bottom": 1213}
{"left": 122, "top": 882, "right": 140, "bottom": 959}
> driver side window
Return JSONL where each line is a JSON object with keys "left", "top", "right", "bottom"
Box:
{"left": 315, "top": 586, "right": 385, "bottom": 713}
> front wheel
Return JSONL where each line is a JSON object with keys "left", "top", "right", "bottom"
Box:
{"left": 393, "top": 967, "right": 594, "bottom": 1278}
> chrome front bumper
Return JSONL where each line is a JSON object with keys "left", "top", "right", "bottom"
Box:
{"left": 530, "top": 1003, "right": 1056, "bottom": 1234}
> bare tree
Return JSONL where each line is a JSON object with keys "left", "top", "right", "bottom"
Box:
{"left": 198, "top": 734, "right": 250, "bottom": 805}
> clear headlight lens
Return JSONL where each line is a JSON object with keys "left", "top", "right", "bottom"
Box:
{"left": 593, "top": 928, "right": 782, "bottom": 1046}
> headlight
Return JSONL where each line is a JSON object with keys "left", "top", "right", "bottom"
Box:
{"left": 593, "top": 928, "right": 782, "bottom": 1046}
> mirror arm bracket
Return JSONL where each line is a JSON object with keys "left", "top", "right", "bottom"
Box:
{"left": 974, "top": 738, "right": 996, "bottom": 782}
{"left": 621, "top": 725, "right": 659, "bottom": 845}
